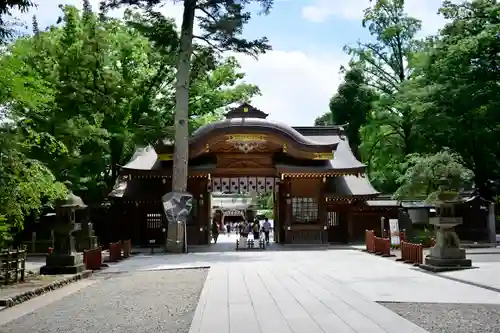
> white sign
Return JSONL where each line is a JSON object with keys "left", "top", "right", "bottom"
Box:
{"left": 389, "top": 219, "right": 400, "bottom": 245}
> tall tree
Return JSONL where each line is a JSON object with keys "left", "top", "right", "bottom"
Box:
{"left": 101, "top": 0, "right": 273, "bottom": 196}
{"left": 324, "top": 66, "right": 376, "bottom": 159}
{"left": 2, "top": 4, "right": 260, "bottom": 203}
{"left": 314, "top": 112, "right": 333, "bottom": 126}
{"left": 345, "top": 0, "right": 422, "bottom": 192}
{"left": 406, "top": 0, "right": 500, "bottom": 197}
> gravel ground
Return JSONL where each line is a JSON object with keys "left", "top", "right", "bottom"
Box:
{"left": 380, "top": 302, "right": 500, "bottom": 333}
{"left": 0, "top": 268, "right": 208, "bottom": 333}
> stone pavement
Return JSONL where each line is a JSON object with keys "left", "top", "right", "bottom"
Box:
{"left": 102, "top": 235, "right": 500, "bottom": 332}
{"left": 2, "top": 235, "right": 500, "bottom": 333}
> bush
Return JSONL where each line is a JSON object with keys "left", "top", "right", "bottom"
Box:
{"left": 0, "top": 215, "right": 14, "bottom": 249}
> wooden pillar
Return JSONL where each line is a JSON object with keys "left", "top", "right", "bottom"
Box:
{"left": 347, "top": 211, "right": 353, "bottom": 243}
{"left": 319, "top": 178, "right": 327, "bottom": 243}
{"left": 199, "top": 178, "right": 210, "bottom": 245}
{"left": 284, "top": 179, "right": 292, "bottom": 243}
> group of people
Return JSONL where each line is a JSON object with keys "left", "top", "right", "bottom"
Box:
{"left": 211, "top": 217, "right": 272, "bottom": 244}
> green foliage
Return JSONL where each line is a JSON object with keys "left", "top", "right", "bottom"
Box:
{"left": 334, "top": 0, "right": 500, "bottom": 198}
{"left": 393, "top": 149, "right": 473, "bottom": 201}
{"left": 0, "top": 215, "right": 13, "bottom": 249}
{"left": 0, "top": 4, "right": 259, "bottom": 203}
{"left": 102, "top": 0, "right": 273, "bottom": 193}
{"left": 102, "top": 0, "right": 273, "bottom": 57}
{"left": 316, "top": 66, "right": 376, "bottom": 158}
{"left": 405, "top": 0, "right": 500, "bottom": 196}
{"left": 0, "top": 128, "right": 66, "bottom": 243}
{"left": 343, "top": 0, "right": 423, "bottom": 193}
{"left": 257, "top": 193, "right": 274, "bottom": 210}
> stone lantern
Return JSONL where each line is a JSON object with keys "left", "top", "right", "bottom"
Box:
{"left": 420, "top": 179, "right": 472, "bottom": 272}
{"left": 40, "top": 192, "right": 87, "bottom": 275}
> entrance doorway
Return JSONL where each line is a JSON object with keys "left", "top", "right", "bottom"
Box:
{"left": 205, "top": 176, "right": 280, "bottom": 249}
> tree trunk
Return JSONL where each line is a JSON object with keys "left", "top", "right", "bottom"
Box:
{"left": 168, "top": 0, "right": 196, "bottom": 253}
{"left": 172, "top": 0, "right": 196, "bottom": 193}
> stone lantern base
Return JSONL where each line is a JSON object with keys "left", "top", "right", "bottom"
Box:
{"left": 40, "top": 253, "right": 85, "bottom": 275}
{"left": 420, "top": 230, "right": 473, "bottom": 272}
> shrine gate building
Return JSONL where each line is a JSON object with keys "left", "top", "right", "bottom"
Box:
{"left": 109, "top": 103, "right": 399, "bottom": 246}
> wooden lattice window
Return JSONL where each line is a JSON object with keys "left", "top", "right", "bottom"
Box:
{"left": 292, "top": 197, "right": 319, "bottom": 223}
{"left": 146, "top": 213, "right": 162, "bottom": 229}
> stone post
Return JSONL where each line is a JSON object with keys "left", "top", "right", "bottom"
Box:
{"left": 488, "top": 202, "right": 496, "bottom": 245}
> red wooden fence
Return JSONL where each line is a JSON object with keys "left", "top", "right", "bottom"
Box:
{"left": 365, "top": 230, "right": 390, "bottom": 256}
{"left": 365, "top": 230, "right": 375, "bottom": 253}
{"left": 399, "top": 241, "right": 423, "bottom": 265}
{"left": 374, "top": 236, "right": 391, "bottom": 256}
{"left": 109, "top": 241, "right": 122, "bottom": 262}
{"left": 83, "top": 247, "right": 103, "bottom": 270}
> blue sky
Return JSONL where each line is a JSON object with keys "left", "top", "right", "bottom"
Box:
{"left": 23, "top": 0, "right": 452, "bottom": 126}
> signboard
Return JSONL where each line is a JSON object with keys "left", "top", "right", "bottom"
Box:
{"left": 389, "top": 219, "right": 401, "bottom": 246}
{"left": 313, "top": 152, "right": 334, "bottom": 160}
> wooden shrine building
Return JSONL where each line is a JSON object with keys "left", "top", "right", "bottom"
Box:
{"left": 109, "top": 103, "right": 399, "bottom": 246}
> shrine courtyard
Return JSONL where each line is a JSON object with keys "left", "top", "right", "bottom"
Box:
{"left": 1, "top": 240, "right": 500, "bottom": 333}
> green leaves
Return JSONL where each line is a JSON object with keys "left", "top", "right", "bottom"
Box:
{"left": 0, "top": 4, "right": 261, "bottom": 206}
{"left": 315, "top": 66, "right": 376, "bottom": 159}
{"left": 393, "top": 149, "right": 474, "bottom": 202}
{"left": 337, "top": 0, "right": 500, "bottom": 197}
{"left": 0, "top": 128, "right": 66, "bottom": 238}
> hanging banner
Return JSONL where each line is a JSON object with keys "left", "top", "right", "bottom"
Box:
{"left": 389, "top": 219, "right": 401, "bottom": 246}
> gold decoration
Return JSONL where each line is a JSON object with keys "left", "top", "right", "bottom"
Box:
{"left": 313, "top": 152, "right": 334, "bottom": 160}
{"left": 226, "top": 134, "right": 267, "bottom": 153}
{"left": 205, "top": 144, "right": 210, "bottom": 152}
{"left": 226, "top": 134, "right": 266, "bottom": 142}
{"left": 158, "top": 153, "right": 173, "bottom": 161}
{"left": 243, "top": 107, "right": 249, "bottom": 112}
{"left": 282, "top": 143, "right": 287, "bottom": 152}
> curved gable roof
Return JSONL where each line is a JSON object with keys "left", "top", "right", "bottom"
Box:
{"left": 191, "top": 118, "right": 336, "bottom": 147}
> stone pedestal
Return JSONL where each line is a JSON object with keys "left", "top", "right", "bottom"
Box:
{"left": 40, "top": 253, "right": 85, "bottom": 275}
{"left": 420, "top": 229, "right": 473, "bottom": 272}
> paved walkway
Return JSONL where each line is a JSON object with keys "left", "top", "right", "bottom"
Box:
{"left": 3, "top": 235, "right": 500, "bottom": 332}
{"left": 102, "top": 235, "right": 500, "bottom": 333}
{"left": 189, "top": 262, "right": 427, "bottom": 333}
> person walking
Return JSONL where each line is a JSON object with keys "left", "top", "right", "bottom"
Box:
{"left": 262, "top": 217, "right": 271, "bottom": 244}
{"left": 211, "top": 219, "right": 220, "bottom": 244}
{"left": 252, "top": 219, "right": 260, "bottom": 241}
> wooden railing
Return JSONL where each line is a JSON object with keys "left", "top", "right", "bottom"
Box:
{"left": 399, "top": 241, "right": 423, "bottom": 265}
{"left": 374, "top": 236, "right": 391, "bottom": 256}
{"left": 365, "top": 230, "right": 375, "bottom": 253}
{"left": 0, "top": 248, "right": 26, "bottom": 285}
{"left": 365, "top": 230, "right": 390, "bottom": 256}
{"left": 109, "top": 242, "right": 122, "bottom": 262}
{"left": 83, "top": 247, "right": 103, "bottom": 270}
{"left": 108, "top": 239, "right": 132, "bottom": 262}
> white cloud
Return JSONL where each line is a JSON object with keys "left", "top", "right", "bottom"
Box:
{"left": 301, "top": 0, "right": 458, "bottom": 35}
{"left": 235, "top": 50, "right": 349, "bottom": 125}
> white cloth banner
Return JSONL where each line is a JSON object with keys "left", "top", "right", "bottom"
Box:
{"left": 389, "top": 219, "right": 401, "bottom": 245}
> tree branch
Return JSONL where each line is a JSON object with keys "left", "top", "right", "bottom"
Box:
{"left": 193, "top": 35, "right": 223, "bottom": 53}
